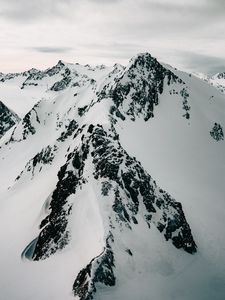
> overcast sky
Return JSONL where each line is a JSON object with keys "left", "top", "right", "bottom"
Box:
{"left": 0, "top": 0, "right": 225, "bottom": 74}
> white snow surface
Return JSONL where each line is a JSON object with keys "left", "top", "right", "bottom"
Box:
{"left": 193, "top": 71, "right": 225, "bottom": 95}
{"left": 0, "top": 55, "right": 225, "bottom": 300}
{"left": 115, "top": 70, "right": 225, "bottom": 300}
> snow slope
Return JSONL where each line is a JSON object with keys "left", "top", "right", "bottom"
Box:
{"left": 0, "top": 60, "right": 113, "bottom": 118}
{"left": 0, "top": 53, "right": 225, "bottom": 300}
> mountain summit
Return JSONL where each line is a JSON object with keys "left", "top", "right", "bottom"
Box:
{"left": 0, "top": 53, "right": 225, "bottom": 300}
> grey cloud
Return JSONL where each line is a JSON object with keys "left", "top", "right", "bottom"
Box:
{"left": 80, "top": 41, "right": 142, "bottom": 52}
{"left": 0, "top": 0, "right": 75, "bottom": 22}
{"left": 141, "top": 0, "right": 225, "bottom": 22}
{"left": 1, "top": 0, "right": 225, "bottom": 25}
{"left": 0, "top": 0, "right": 225, "bottom": 75}
{"left": 32, "top": 47, "right": 73, "bottom": 53}
{"left": 0, "top": 0, "right": 120, "bottom": 22}
{"left": 206, "top": 0, "right": 225, "bottom": 8}
{"left": 88, "top": 0, "right": 122, "bottom": 3}
{"left": 177, "top": 51, "right": 225, "bottom": 75}
{"left": 78, "top": 41, "right": 145, "bottom": 61}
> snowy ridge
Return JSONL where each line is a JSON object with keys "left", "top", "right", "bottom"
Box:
{"left": 209, "top": 72, "right": 225, "bottom": 94}
{"left": 0, "top": 53, "right": 225, "bottom": 300}
{"left": 194, "top": 71, "right": 225, "bottom": 94}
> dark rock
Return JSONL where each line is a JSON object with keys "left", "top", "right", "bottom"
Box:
{"left": 108, "top": 53, "right": 178, "bottom": 121}
{"left": 73, "top": 245, "right": 115, "bottom": 300}
{"left": 210, "top": 123, "right": 224, "bottom": 141}
{"left": 0, "top": 101, "right": 20, "bottom": 138}
{"left": 125, "top": 249, "right": 133, "bottom": 256}
{"left": 32, "top": 142, "right": 89, "bottom": 260}
{"left": 180, "top": 87, "right": 191, "bottom": 119}
{"left": 101, "top": 181, "right": 112, "bottom": 196}
{"left": 78, "top": 105, "right": 88, "bottom": 117}
{"left": 57, "top": 120, "right": 78, "bottom": 142}
{"left": 50, "top": 76, "right": 72, "bottom": 91}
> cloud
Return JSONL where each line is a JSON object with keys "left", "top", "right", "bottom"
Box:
{"left": 205, "top": 0, "right": 225, "bottom": 9}
{"left": 0, "top": 0, "right": 224, "bottom": 75}
{"left": 0, "top": 0, "right": 75, "bottom": 22}
{"left": 0, "top": 0, "right": 121, "bottom": 23}
{"left": 176, "top": 51, "right": 225, "bottom": 75}
{"left": 31, "top": 47, "right": 73, "bottom": 53}
{"left": 0, "top": 0, "right": 224, "bottom": 25}
{"left": 88, "top": 0, "right": 122, "bottom": 3}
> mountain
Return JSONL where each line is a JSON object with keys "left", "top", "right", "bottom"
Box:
{"left": 0, "top": 53, "right": 225, "bottom": 300}
{"left": 209, "top": 72, "right": 225, "bottom": 94}
{"left": 194, "top": 71, "right": 225, "bottom": 94}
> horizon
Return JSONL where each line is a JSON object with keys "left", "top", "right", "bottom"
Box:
{"left": 0, "top": 52, "right": 224, "bottom": 77}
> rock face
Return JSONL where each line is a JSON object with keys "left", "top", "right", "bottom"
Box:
{"left": 105, "top": 53, "right": 178, "bottom": 121}
{"left": 210, "top": 123, "right": 224, "bottom": 141}
{"left": 73, "top": 241, "right": 115, "bottom": 300}
{"left": 50, "top": 67, "right": 72, "bottom": 91}
{"left": 0, "top": 101, "right": 20, "bottom": 138}
{"left": 27, "top": 122, "right": 197, "bottom": 299}
{"left": 8, "top": 102, "right": 41, "bottom": 142}
{"left": 31, "top": 123, "right": 196, "bottom": 259}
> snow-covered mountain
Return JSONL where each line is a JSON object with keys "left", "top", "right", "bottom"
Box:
{"left": 0, "top": 53, "right": 225, "bottom": 300}
{"left": 209, "top": 72, "right": 225, "bottom": 94}
{"left": 194, "top": 71, "right": 225, "bottom": 94}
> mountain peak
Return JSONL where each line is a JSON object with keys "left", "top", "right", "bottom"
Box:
{"left": 0, "top": 53, "right": 225, "bottom": 300}
{"left": 129, "top": 52, "right": 158, "bottom": 68}
{"left": 56, "top": 59, "right": 66, "bottom": 67}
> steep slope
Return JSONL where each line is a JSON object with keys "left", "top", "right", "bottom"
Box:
{"left": 0, "top": 101, "right": 20, "bottom": 138}
{"left": 0, "top": 53, "right": 225, "bottom": 300}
